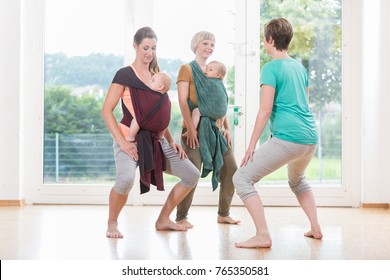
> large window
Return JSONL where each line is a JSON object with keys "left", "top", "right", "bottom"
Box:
{"left": 41, "top": 0, "right": 345, "bottom": 206}
{"left": 259, "top": 0, "right": 342, "bottom": 185}
{"left": 44, "top": 0, "right": 125, "bottom": 183}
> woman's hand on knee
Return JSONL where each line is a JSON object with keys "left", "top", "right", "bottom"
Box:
{"left": 120, "top": 141, "right": 138, "bottom": 161}
{"left": 240, "top": 146, "right": 255, "bottom": 167}
{"left": 170, "top": 142, "right": 188, "bottom": 160}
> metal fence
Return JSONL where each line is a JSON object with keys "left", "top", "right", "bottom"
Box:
{"left": 44, "top": 132, "right": 341, "bottom": 184}
{"left": 44, "top": 133, "right": 116, "bottom": 183}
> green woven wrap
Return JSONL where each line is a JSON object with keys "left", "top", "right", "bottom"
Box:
{"left": 189, "top": 60, "right": 228, "bottom": 191}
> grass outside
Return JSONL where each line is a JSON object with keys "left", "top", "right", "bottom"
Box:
{"left": 163, "top": 157, "right": 341, "bottom": 183}
{"left": 44, "top": 157, "right": 341, "bottom": 185}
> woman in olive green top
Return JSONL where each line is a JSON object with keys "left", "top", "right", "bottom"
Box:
{"left": 176, "top": 31, "right": 240, "bottom": 228}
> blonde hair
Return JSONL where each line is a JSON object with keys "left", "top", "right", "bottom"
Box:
{"left": 208, "top": 60, "right": 226, "bottom": 79}
{"left": 190, "top": 31, "right": 215, "bottom": 54}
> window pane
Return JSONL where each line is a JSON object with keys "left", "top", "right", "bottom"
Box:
{"left": 44, "top": 0, "right": 125, "bottom": 183}
{"left": 260, "top": 0, "right": 342, "bottom": 185}
{"left": 151, "top": 0, "right": 237, "bottom": 185}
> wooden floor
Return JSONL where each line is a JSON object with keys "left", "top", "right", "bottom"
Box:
{"left": 1, "top": 204, "right": 389, "bottom": 260}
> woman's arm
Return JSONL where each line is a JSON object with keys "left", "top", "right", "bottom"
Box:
{"left": 240, "top": 84, "right": 275, "bottom": 166}
{"left": 101, "top": 83, "right": 138, "bottom": 160}
{"left": 101, "top": 83, "right": 125, "bottom": 143}
{"left": 222, "top": 115, "right": 232, "bottom": 148}
{"left": 164, "top": 128, "right": 187, "bottom": 159}
{"left": 163, "top": 127, "right": 175, "bottom": 145}
{"left": 222, "top": 114, "right": 230, "bottom": 131}
{"left": 177, "top": 80, "right": 199, "bottom": 149}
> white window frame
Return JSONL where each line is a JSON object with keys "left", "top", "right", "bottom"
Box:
{"left": 24, "top": 0, "right": 362, "bottom": 207}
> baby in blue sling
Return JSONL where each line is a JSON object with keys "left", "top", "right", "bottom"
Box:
{"left": 185, "top": 60, "right": 229, "bottom": 190}
{"left": 186, "top": 61, "right": 227, "bottom": 131}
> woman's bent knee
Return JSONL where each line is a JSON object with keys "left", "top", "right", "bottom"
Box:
{"left": 114, "top": 177, "right": 134, "bottom": 195}
{"left": 181, "top": 167, "right": 200, "bottom": 188}
{"left": 233, "top": 169, "right": 253, "bottom": 199}
{"left": 289, "top": 179, "right": 311, "bottom": 196}
{"left": 232, "top": 171, "right": 241, "bottom": 189}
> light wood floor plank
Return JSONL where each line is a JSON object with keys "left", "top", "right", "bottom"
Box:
{"left": 0, "top": 205, "right": 389, "bottom": 260}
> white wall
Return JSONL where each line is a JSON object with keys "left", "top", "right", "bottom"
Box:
{"left": 362, "top": 0, "right": 390, "bottom": 203}
{"left": 0, "top": 0, "right": 389, "bottom": 205}
{"left": 0, "top": 0, "right": 22, "bottom": 200}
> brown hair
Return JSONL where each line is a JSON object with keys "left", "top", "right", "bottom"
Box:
{"left": 264, "top": 18, "right": 293, "bottom": 51}
{"left": 133, "top": 26, "right": 160, "bottom": 74}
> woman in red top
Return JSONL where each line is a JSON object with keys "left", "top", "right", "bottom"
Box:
{"left": 102, "top": 27, "right": 200, "bottom": 238}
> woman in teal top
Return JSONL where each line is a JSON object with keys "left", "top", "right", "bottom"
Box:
{"left": 262, "top": 59, "right": 318, "bottom": 144}
{"left": 233, "top": 18, "right": 323, "bottom": 248}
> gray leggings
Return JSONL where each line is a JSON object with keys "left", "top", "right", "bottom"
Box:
{"left": 233, "top": 136, "right": 317, "bottom": 201}
{"left": 113, "top": 138, "right": 200, "bottom": 195}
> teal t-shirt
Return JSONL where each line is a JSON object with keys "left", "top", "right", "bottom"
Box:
{"left": 260, "top": 58, "right": 318, "bottom": 144}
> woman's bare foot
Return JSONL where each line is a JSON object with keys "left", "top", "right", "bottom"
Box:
{"left": 176, "top": 219, "right": 194, "bottom": 229}
{"left": 304, "top": 228, "right": 323, "bottom": 239}
{"left": 218, "top": 215, "right": 241, "bottom": 224}
{"left": 156, "top": 219, "right": 189, "bottom": 231}
{"left": 106, "top": 222, "right": 123, "bottom": 238}
{"left": 235, "top": 234, "right": 272, "bottom": 248}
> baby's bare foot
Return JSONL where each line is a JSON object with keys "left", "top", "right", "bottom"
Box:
{"left": 218, "top": 215, "right": 241, "bottom": 224}
{"left": 235, "top": 235, "right": 272, "bottom": 248}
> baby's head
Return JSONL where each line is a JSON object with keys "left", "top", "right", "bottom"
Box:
{"left": 149, "top": 72, "right": 172, "bottom": 93}
{"left": 205, "top": 61, "right": 226, "bottom": 80}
